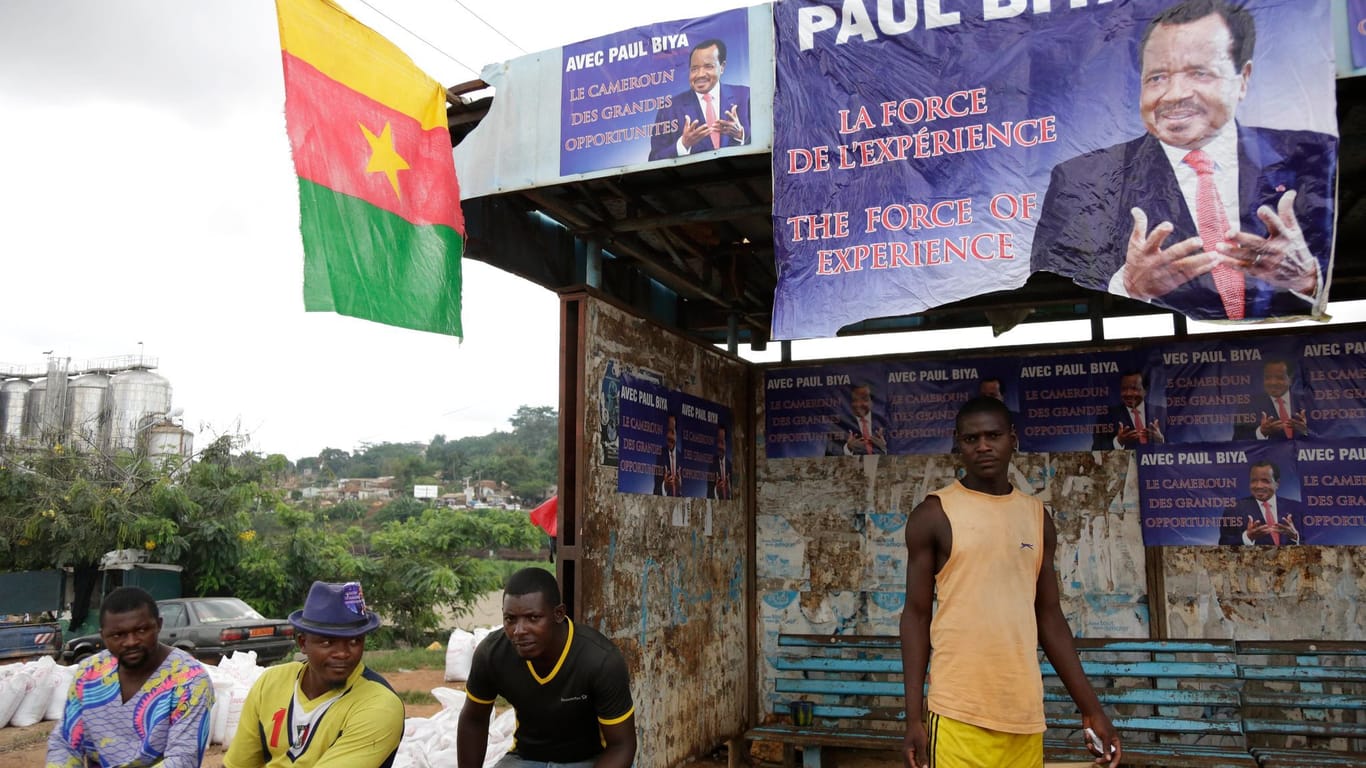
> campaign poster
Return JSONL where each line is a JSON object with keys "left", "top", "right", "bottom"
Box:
{"left": 616, "top": 375, "right": 677, "bottom": 495}
{"left": 1016, "top": 350, "right": 1152, "bottom": 453}
{"left": 765, "top": 363, "right": 888, "bottom": 458}
{"left": 1300, "top": 330, "right": 1366, "bottom": 439}
{"left": 560, "top": 8, "right": 751, "bottom": 176}
{"left": 1295, "top": 440, "right": 1366, "bottom": 545}
{"left": 771, "top": 1, "right": 1336, "bottom": 340}
{"left": 1152, "top": 335, "right": 1305, "bottom": 444}
{"left": 678, "top": 393, "right": 734, "bottom": 500}
{"left": 884, "top": 356, "right": 1014, "bottom": 454}
{"left": 1138, "top": 441, "right": 1297, "bottom": 546}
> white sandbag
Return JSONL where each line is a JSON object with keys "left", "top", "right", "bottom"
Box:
{"left": 0, "top": 669, "right": 29, "bottom": 727}
{"left": 221, "top": 683, "right": 251, "bottom": 745}
{"left": 11, "top": 658, "right": 55, "bottom": 726}
{"left": 471, "top": 626, "right": 493, "bottom": 647}
{"left": 444, "top": 629, "right": 476, "bottom": 682}
{"left": 482, "top": 707, "right": 517, "bottom": 768}
{"left": 45, "top": 664, "right": 77, "bottom": 721}
{"left": 208, "top": 670, "right": 236, "bottom": 744}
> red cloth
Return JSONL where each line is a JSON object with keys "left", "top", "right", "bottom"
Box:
{"left": 529, "top": 495, "right": 558, "bottom": 537}
{"left": 1185, "top": 149, "right": 1244, "bottom": 319}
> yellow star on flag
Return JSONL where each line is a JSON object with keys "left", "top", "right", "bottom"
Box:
{"left": 359, "top": 121, "right": 409, "bottom": 199}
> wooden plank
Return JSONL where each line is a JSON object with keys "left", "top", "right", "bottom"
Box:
{"left": 1050, "top": 715, "right": 1243, "bottom": 735}
{"left": 1236, "top": 641, "right": 1366, "bottom": 656}
{"left": 1239, "top": 665, "right": 1366, "bottom": 683}
{"left": 779, "top": 634, "right": 901, "bottom": 648}
{"left": 1242, "top": 718, "right": 1366, "bottom": 738}
{"left": 1073, "top": 638, "right": 1236, "bottom": 653}
{"left": 1043, "top": 660, "right": 1240, "bottom": 679}
{"left": 744, "top": 725, "right": 901, "bottom": 749}
{"left": 1044, "top": 687, "right": 1240, "bottom": 707}
{"left": 1241, "top": 691, "right": 1366, "bottom": 710}
{"left": 776, "top": 678, "right": 902, "bottom": 696}
{"left": 776, "top": 657, "right": 901, "bottom": 673}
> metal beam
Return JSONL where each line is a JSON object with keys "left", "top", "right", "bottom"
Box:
{"left": 611, "top": 204, "right": 772, "bottom": 233}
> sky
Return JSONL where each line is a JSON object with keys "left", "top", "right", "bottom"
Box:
{"left": 0, "top": 0, "right": 755, "bottom": 460}
{"left": 2, "top": 0, "right": 1361, "bottom": 461}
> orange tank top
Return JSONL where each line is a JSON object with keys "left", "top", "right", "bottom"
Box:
{"left": 926, "top": 480, "right": 1046, "bottom": 733}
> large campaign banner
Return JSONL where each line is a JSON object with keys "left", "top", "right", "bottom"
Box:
{"left": 561, "top": 8, "right": 751, "bottom": 176}
{"left": 771, "top": 1, "right": 1337, "bottom": 339}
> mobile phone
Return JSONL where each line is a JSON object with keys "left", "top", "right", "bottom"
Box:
{"left": 1084, "top": 727, "right": 1113, "bottom": 756}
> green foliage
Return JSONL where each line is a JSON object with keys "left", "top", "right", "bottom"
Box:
{"left": 361, "top": 647, "right": 446, "bottom": 672}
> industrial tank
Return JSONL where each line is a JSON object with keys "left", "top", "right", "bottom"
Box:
{"left": 22, "top": 378, "right": 47, "bottom": 439}
{"left": 0, "top": 379, "right": 30, "bottom": 440}
{"left": 108, "top": 369, "right": 173, "bottom": 453}
{"left": 65, "top": 373, "right": 111, "bottom": 451}
{"left": 144, "top": 422, "right": 194, "bottom": 464}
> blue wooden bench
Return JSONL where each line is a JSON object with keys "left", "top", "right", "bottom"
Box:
{"left": 1043, "top": 639, "right": 1253, "bottom": 767}
{"left": 1236, "top": 640, "right": 1366, "bottom": 768}
{"left": 747, "top": 634, "right": 1256, "bottom": 768}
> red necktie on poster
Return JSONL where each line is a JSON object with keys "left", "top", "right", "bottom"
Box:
{"left": 704, "top": 93, "right": 721, "bottom": 149}
{"left": 1277, "top": 397, "right": 1293, "bottom": 438}
{"left": 861, "top": 416, "right": 872, "bottom": 454}
{"left": 1131, "top": 408, "right": 1146, "bottom": 444}
{"left": 1263, "top": 500, "right": 1280, "bottom": 545}
{"left": 1185, "top": 150, "right": 1244, "bottom": 319}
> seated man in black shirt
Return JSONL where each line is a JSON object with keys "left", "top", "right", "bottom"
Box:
{"left": 457, "top": 568, "right": 637, "bottom": 768}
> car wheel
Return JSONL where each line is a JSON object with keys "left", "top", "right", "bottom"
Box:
{"left": 72, "top": 651, "right": 93, "bottom": 664}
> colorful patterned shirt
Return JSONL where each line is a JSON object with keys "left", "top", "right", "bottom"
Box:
{"left": 46, "top": 647, "right": 214, "bottom": 768}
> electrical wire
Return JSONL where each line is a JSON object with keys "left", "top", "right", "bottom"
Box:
{"left": 352, "top": 0, "right": 480, "bottom": 78}
{"left": 445, "top": 0, "right": 526, "bottom": 53}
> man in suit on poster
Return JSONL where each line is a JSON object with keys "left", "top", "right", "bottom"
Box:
{"left": 1031, "top": 0, "right": 1335, "bottom": 321}
{"left": 708, "top": 423, "right": 732, "bottom": 500}
{"left": 1232, "top": 358, "right": 1309, "bottom": 440}
{"left": 827, "top": 381, "right": 888, "bottom": 456}
{"left": 1218, "top": 460, "right": 1301, "bottom": 545}
{"left": 1093, "top": 370, "right": 1165, "bottom": 450}
{"left": 654, "top": 413, "right": 681, "bottom": 496}
{"left": 648, "top": 38, "right": 750, "bottom": 161}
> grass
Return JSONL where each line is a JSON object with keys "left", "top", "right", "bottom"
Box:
{"left": 394, "top": 689, "right": 438, "bottom": 705}
{"left": 364, "top": 647, "right": 445, "bottom": 673}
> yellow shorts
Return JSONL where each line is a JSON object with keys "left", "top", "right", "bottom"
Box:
{"left": 925, "top": 711, "right": 1043, "bottom": 768}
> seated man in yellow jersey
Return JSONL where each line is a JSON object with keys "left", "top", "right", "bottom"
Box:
{"left": 224, "top": 581, "right": 404, "bottom": 768}
{"left": 901, "top": 397, "right": 1122, "bottom": 768}
{"left": 457, "top": 568, "right": 637, "bottom": 768}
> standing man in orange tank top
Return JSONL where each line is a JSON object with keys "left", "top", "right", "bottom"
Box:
{"left": 900, "top": 396, "right": 1122, "bottom": 768}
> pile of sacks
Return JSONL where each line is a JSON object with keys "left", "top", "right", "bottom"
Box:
{"left": 0, "top": 656, "right": 78, "bottom": 729}
{"left": 444, "top": 625, "right": 496, "bottom": 682}
{"left": 204, "top": 650, "right": 267, "bottom": 746}
{"left": 393, "top": 687, "right": 515, "bottom": 768}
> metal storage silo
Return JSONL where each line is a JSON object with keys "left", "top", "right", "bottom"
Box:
{"left": 144, "top": 422, "right": 194, "bottom": 465}
{"left": 0, "top": 379, "right": 31, "bottom": 440}
{"left": 65, "top": 373, "right": 111, "bottom": 451}
{"left": 108, "top": 368, "right": 173, "bottom": 452}
{"left": 22, "top": 377, "right": 47, "bottom": 439}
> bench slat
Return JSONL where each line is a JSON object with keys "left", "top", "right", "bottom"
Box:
{"left": 1240, "top": 665, "right": 1366, "bottom": 683}
{"left": 1051, "top": 715, "right": 1244, "bottom": 735}
{"left": 776, "top": 678, "right": 902, "bottom": 696}
{"left": 1241, "top": 691, "right": 1366, "bottom": 710}
{"left": 1043, "top": 661, "right": 1241, "bottom": 679}
{"left": 1242, "top": 718, "right": 1366, "bottom": 738}
{"left": 1044, "top": 687, "right": 1240, "bottom": 706}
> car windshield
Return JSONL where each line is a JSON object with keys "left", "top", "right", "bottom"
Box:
{"left": 189, "top": 599, "right": 264, "bottom": 623}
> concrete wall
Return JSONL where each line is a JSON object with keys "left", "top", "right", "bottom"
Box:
{"left": 753, "top": 355, "right": 1366, "bottom": 723}
{"left": 569, "top": 294, "right": 751, "bottom": 767}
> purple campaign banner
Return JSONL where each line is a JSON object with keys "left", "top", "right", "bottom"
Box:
{"left": 771, "top": 1, "right": 1336, "bottom": 340}
{"left": 677, "top": 393, "right": 733, "bottom": 500}
{"left": 1017, "top": 350, "right": 1153, "bottom": 453}
{"left": 1150, "top": 336, "right": 1304, "bottom": 444}
{"left": 560, "top": 8, "right": 750, "bottom": 177}
{"left": 885, "top": 357, "right": 1015, "bottom": 454}
{"left": 1138, "top": 442, "right": 1297, "bottom": 546}
{"left": 1351, "top": 0, "right": 1366, "bottom": 69}
{"left": 616, "top": 376, "right": 676, "bottom": 496}
{"left": 1301, "top": 331, "right": 1366, "bottom": 439}
{"left": 765, "top": 364, "right": 886, "bottom": 458}
{"left": 1296, "top": 440, "right": 1366, "bottom": 545}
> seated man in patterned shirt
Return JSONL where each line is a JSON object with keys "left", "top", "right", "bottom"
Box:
{"left": 47, "top": 586, "right": 215, "bottom": 768}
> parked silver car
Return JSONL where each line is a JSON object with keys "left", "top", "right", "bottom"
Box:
{"left": 62, "top": 597, "right": 294, "bottom": 665}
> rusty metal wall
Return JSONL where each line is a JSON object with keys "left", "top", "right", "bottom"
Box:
{"left": 753, "top": 372, "right": 1365, "bottom": 724}
{"left": 571, "top": 294, "right": 751, "bottom": 768}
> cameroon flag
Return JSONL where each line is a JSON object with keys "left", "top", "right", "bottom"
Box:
{"left": 276, "top": 0, "right": 463, "bottom": 336}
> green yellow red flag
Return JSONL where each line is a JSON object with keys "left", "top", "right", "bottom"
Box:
{"left": 276, "top": 0, "right": 463, "bottom": 336}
